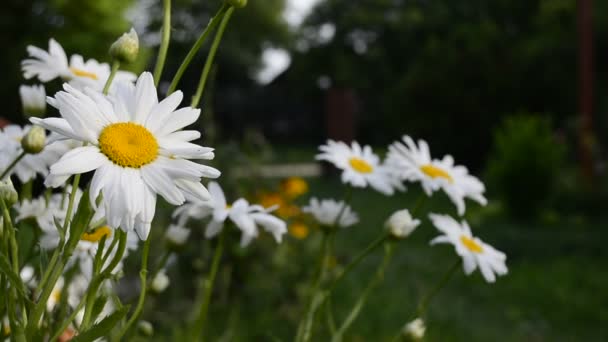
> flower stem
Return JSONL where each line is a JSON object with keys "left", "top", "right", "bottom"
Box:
{"left": 0, "top": 151, "right": 26, "bottom": 180}
{"left": 295, "top": 231, "right": 333, "bottom": 342}
{"left": 190, "top": 6, "right": 235, "bottom": 108}
{"left": 102, "top": 60, "right": 120, "bottom": 95}
{"left": 167, "top": 4, "right": 228, "bottom": 95}
{"left": 153, "top": 0, "right": 172, "bottom": 86}
{"left": 416, "top": 258, "right": 460, "bottom": 317}
{"left": 115, "top": 234, "right": 151, "bottom": 339}
{"left": 332, "top": 242, "right": 395, "bottom": 342}
{"left": 192, "top": 230, "right": 225, "bottom": 341}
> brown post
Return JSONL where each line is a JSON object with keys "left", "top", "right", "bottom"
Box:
{"left": 326, "top": 87, "right": 356, "bottom": 143}
{"left": 578, "top": 0, "right": 594, "bottom": 182}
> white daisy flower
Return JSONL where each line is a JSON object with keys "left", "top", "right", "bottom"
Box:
{"left": 165, "top": 224, "right": 190, "bottom": 246}
{"left": 386, "top": 135, "right": 487, "bottom": 215}
{"left": 316, "top": 140, "right": 403, "bottom": 195}
{"left": 402, "top": 318, "right": 426, "bottom": 340}
{"left": 429, "top": 213, "right": 507, "bottom": 283}
{"left": 173, "top": 181, "right": 287, "bottom": 247}
{"left": 22, "top": 39, "right": 136, "bottom": 92}
{"left": 31, "top": 72, "right": 220, "bottom": 239}
{"left": 0, "top": 125, "right": 74, "bottom": 183}
{"left": 19, "top": 84, "right": 46, "bottom": 117}
{"left": 385, "top": 209, "right": 420, "bottom": 239}
{"left": 302, "top": 197, "right": 359, "bottom": 228}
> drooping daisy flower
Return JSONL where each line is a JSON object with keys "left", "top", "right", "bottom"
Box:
{"left": 386, "top": 135, "right": 486, "bottom": 215}
{"left": 316, "top": 140, "right": 404, "bottom": 195}
{"left": 22, "top": 39, "right": 136, "bottom": 92}
{"left": 31, "top": 72, "right": 220, "bottom": 239}
{"left": 0, "top": 125, "right": 74, "bottom": 183}
{"left": 429, "top": 213, "right": 507, "bottom": 283}
{"left": 173, "top": 181, "right": 287, "bottom": 247}
{"left": 19, "top": 84, "right": 46, "bottom": 117}
{"left": 302, "top": 197, "right": 359, "bottom": 228}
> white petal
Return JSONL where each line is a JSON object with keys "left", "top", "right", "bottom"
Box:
{"left": 50, "top": 146, "right": 106, "bottom": 175}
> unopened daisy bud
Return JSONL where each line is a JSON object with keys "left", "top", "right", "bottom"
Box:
{"left": 19, "top": 85, "right": 46, "bottom": 117}
{"left": 137, "top": 320, "right": 154, "bottom": 337}
{"left": 21, "top": 126, "right": 46, "bottom": 154}
{"left": 225, "top": 0, "right": 247, "bottom": 8}
{"left": 151, "top": 271, "right": 169, "bottom": 293}
{"left": 165, "top": 224, "right": 190, "bottom": 248}
{"left": 110, "top": 28, "right": 139, "bottom": 63}
{"left": 385, "top": 209, "right": 420, "bottom": 239}
{"left": 402, "top": 318, "right": 425, "bottom": 341}
{"left": 0, "top": 178, "right": 18, "bottom": 207}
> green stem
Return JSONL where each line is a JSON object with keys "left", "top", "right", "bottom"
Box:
{"left": 296, "top": 231, "right": 332, "bottom": 342}
{"left": 102, "top": 61, "right": 120, "bottom": 95}
{"left": 115, "top": 234, "right": 151, "bottom": 339}
{"left": 0, "top": 151, "right": 26, "bottom": 180}
{"left": 332, "top": 242, "right": 395, "bottom": 342}
{"left": 49, "top": 292, "right": 87, "bottom": 341}
{"left": 190, "top": 6, "right": 235, "bottom": 108}
{"left": 153, "top": 0, "right": 172, "bottom": 86}
{"left": 167, "top": 4, "right": 228, "bottom": 95}
{"left": 416, "top": 259, "right": 460, "bottom": 317}
{"left": 192, "top": 230, "right": 225, "bottom": 341}
{"left": 79, "top": 236, "right": 110, "bottom": 330}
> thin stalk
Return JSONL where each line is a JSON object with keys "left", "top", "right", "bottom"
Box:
{"left": 50, "top": 293, "right": 87, "bottom": 341}
{"left": 332, "top": 242, "right": 395, "bottom": 342}
{"left": 167, "top": 4, "right": 228, "bottom": 94}
{"left": 114, "top": 235, "right": 152, "bottom": 339}
{"left": 192, "top": 230, "right": 225, "bottom": 341}
{"left": 0, "top": 151, "right": 26, "bottom": 180}
{"left": 190, "top": 6, "right": 235, "bottom": 108}
{"left": 153, "top": 0, "right": 172, "bottom": 85}
{"left": 79, "top": 237, "right": 110, "bottom": 330}
{"left": 416, "top": 259, "right": 460, "bottom": 317}
{"left": 102, "top": 61, "right": 120, "bottom": 95}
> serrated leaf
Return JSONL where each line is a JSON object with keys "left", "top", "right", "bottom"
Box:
{"left": 71, "top": 306, "right": 129, "bottom": 342}
{"left": 0, "top": 253, "right": 27, "bottom": 298}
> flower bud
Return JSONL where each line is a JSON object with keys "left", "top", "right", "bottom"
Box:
{"left": 151, "top": 270, "right": 170, "bottom": 293}
{"left": 110, "top": 28, "right": 139, "bottom": 63}
{"left": 402, "top": 318, "right": 425, "bottom": 341}
{"left": 137, "top": 320, "right": 154, "bottom": 337}
{"left": 19, "top": 85, "right": 46, "bottom": 117}
{"left": 165, "top": 224, "right": 190, "bottom": 248}
{"left": 0, "top": 178, "right": 18, "bottom": 207}
{"left": 385, "top": 209, "right": 420, "bottom": 239}
{"left": 225, "top": 0, "right": 247, "bottom": 8}
{"left": 21, "top": 126, "right": 46, "bottom": 154}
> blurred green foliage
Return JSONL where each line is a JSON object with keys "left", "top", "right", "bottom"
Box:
{"left": 486, "top": 115, "right": 566, "bottom": 219}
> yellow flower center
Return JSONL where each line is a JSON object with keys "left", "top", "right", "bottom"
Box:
{"left": 98, "top": 123, "right": 158, "bottom": 168}
{"left": 81, "top": 226, "right": 113, "bottom": 243}
{"left": 51, "top": 288, "right": 61, "bottom": 303}
{"left": 420, "top": 164, "right": 453, "bottom": 183}
{"left": 349, "top": 158, "right": 373, "bottom": 174}
{"left": 289, "top": 222, "right": 310, "bottom": 239}
{"left": 69, "top": 67, "right": 99, "bottom": 80}
{"left": 280, "top": 177, "right": 309, "bottom": 199}
{"left": 460, "top": 236, "right": 483, "bottom": 253}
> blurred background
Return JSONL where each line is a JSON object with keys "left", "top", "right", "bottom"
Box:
{"left": 1, "top": 0, "right": 608, "bottom": 340}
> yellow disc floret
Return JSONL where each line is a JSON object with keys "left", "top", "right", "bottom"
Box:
{"left": 460, "top": 236, "right": 483, "bottom": 253}
{"left": 420, "top": 164, "right": 453, "bottom": 183}
{"left": 349, "top": 157, "right": 374, "bottom": 174}
{"left": 81, "top": 226, "right": 113, "bottom": 243}
{"left": 69, "top": 67, "right": 99, "bottom": 80}
{"left": 98, "top": 122, "right": 158, "bottom": 168}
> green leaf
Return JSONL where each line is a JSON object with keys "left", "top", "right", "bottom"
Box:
{"left": 0, "top": 253, "right": 27, "bottom": 298}
{"left": 66, "top": 188, "right": 95, "bottom": 248}
{"left": 71, "top": 306, "right": 129, "bottom": 342}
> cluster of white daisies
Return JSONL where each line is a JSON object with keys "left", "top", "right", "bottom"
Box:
{"left": 310, "top": 138, "right": 507, "bottom": 283}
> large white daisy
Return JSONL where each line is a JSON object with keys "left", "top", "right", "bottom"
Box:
{"left": 316, "top": 140, "right": 403, "bottom": 195}
{"left": 302, "top": 197, "right": 359, "bottom": 228}
{"left": 173, "top": 181, "right": 287, "bottom": 247}
{"left": 22, "top": 39, "right": 136, "bottom": 92}
{"left": 386, "top": 135, "right": 486, "bottom": 215}
{"left": 429, "top": 213, "right": 507, "bottom": 283}
{"left": 31, "top": 72, "right": 220, "bottom": 239}
{"left": 0, "top": 125, "right": 74, "bottom": 183}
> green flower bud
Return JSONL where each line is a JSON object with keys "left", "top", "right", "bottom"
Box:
{"left": 21, "top": 126, "right": 46, "bottom": 154}
{"left": 110, "top": 28, "right": 139, "bottom": 64}
{"left": 137, "top": 321, "right": 154, "bottom": 337}
{"left": 225, "top": 0, "right": 247, "bottom": 9}
{"left": 0, "top": 178, "right": 18, "bottom": 207}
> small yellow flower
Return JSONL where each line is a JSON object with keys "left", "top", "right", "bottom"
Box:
{"left": 280, "top": 177, "right": 309, "bottom": 199}
{"left": 289, "top": 222, "right": 310, "bottom": 239}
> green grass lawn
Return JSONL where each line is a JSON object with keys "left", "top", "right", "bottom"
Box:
{"left": 145, "top": 176, "right": 608, "bottom": 341}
